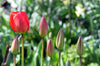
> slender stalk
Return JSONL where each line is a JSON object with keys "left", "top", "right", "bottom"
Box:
{"left": 14, "top": 55, "right": 16, "bottom": 66}
{"left": 51, "top": 57, "right": 52, "bottom": 66}
{"left": 48, "top": 0, "right": 51, "bottom": 27}
{"left": 41, "top": 0, "right": 44, "bottom": 16}
{"left": 22, "top": 34, "right": 24, "bottom": 66}
{"left": 41, "top": 37, "right": 44, "bottom": 66}
{"left": 58, "top": 50, "right": 61, "bottom": 66}
{"left": 69, "top": 0, "right": 72, "bottom": 38}
{"left": 80, "top": 56, "right": 81, "bottom": 66}
{"left": 19, "top": 0, "right": 22, "bottom": 11}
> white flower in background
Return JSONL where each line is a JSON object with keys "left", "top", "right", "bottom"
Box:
{"left": 2, "top": 13, "right": 9, "bottom": 22}
{"left": 59, "top": 20, "right": 62, "bottom": 26}
{"left": 49, "top": 32, "right": 52, "bottom": 38}
{"left": 49, "top": 0, "right": 52, "bottom": 4}
{"left": 31, "top": 12, "right": 40, "bottom": 27}
{"left": 75, "top": 3, "right": 85, "bottom": 18}
{"left": 47, "top": 56, "right": 50, "bottom": 61}
{"left": 2, "top": 26, "right": 7, "bottom": 31}
{"left": 98, "top": 30, "right": 100, "bottom": 38}
{"left": 64, "top": 38, "right": 67, "bottom": 42}
{"left": 63, "top": 23, "right": 67, "bottom": 29}
{"left": 16, "top": 55, "right": 20, "bottom": 63}
{"left": 7, "top": 0, "right": 17, "bottom": 8}
{"left": 94, "top": 20, "right": 97, "bottom": 24}
{"left": 0, "top": 8, "right": 3, "bottom": 15}
{"left": 51, "top": 21, "right": 54, "bottom": 28}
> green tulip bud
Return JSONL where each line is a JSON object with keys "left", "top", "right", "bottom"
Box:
{"left": 56, "top": 29, "right": 64, "bottom": 50}
{"left": 76, "top": 36, "right": 84, "bottom": 56}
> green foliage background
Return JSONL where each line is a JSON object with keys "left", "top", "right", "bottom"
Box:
{"left": 0, "top": 0, "right": 100, "bottom": 66}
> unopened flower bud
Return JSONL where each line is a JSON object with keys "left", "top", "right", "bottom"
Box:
{"left": 46, "top": 39, "right": 54, "bottom": 57}
{"left": 76, "top": 36, "right": 84, "bottom": 56}
{"left": 56, "top": 29, "right": 64, "bottom": 50}
{"left": 11, "top": 36, "right": 19, "bottom": 55}
{"left": 39, "top": 16, "right": 48, "bottom": 37}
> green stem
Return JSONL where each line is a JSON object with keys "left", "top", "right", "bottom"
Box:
{"left": 80, "top": 56, "right": 81, "bottom": 66}
{"left": 22, "top": 34, "right": 24, "bottom": 66}
{"left": 14, "top": 55, "right": 16, "bottom": 66}
{"left": 41, "top": 37, "right": 44, "bottom": 66}
{"left": 58, "top": 50, "right": 61, "bottom": 66}
{"left": 51, "top": 57, "right": 52, "bottom": 66}
{"left": 69, "top": 0, "right": 72, "bottom": 38}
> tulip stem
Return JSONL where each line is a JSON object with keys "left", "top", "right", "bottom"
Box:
{"left": 58, "top": 50, "right": 61, "bottom": 66}
{"left": 41, "top": 37, "right": 44, "bottom": 66}
{"left": 22, "top": 34, "right": 24, "bottom": 66}
{"left": 80, "top": 56, "right": 81, "bottom": 66}
{"left": 14, "top": 55, "right": 16, "bottom": 66}
{"left": 51, "top": 57, "right": 52, "bottom": 66}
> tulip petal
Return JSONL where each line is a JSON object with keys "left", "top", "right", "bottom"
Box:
{"left": 13, "top": 12, "right": 28, "bottom": 32}
{"left": 10, "top": 11, "right": 19, "bottom": 22}
{"left": 20, "top": 11, "right": 29, "bottom": 31}
{"left": 20, "top": 12, "right": 29, "bottom": 25}
{"left": 9, "top": 21, "right": 16, "bottom": 32}
{"left": 9, "top": 11, "right": 19, "bottom": 32}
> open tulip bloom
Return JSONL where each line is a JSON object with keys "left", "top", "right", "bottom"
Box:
{"left": 9, "top": 11, "right": 29, "bottom": 33}
{"left": 9, "top": 11, "right": 29, "bottom": 66}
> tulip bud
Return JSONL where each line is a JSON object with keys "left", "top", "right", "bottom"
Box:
{"left": 46, "top": 39, "right": 54, "bottom": 57}
{"left": 11, "top": 36, "right": 19, "bottom": 55}
{"left": 76, "top": 36, "right": 84, "bottom": 56}
{"left": 39, "top": 16, "right": 48, "bottom": 37}
{"left": 56, "top": 29, "right": 64, "bottom": 50}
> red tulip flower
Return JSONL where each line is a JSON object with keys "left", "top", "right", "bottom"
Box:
{"left": 39, "top": 16, "right": 48, "bottom": 37}
{"left": 9, "top": 11, "right": 29, "bottom": 33}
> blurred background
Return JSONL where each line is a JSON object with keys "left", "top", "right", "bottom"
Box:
{"left": 0, "top": 0, "right": 100, "bottom": 66}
